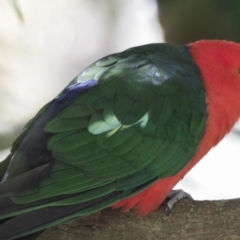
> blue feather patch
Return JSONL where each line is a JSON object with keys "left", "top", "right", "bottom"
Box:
{"left": 16, "top": 79, "right": 97, "bottom": 168}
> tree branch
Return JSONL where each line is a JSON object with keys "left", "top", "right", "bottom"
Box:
{"left": 38, "top": 198, "right": 240, "bottom": 240}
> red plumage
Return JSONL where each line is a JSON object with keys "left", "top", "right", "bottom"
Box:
{"left": 113, "top": 40, "right": 240, "bottom": 215}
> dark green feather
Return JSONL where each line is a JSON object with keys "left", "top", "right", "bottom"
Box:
{"left": 0, "top": 43, "right": 207, "bottom": 239}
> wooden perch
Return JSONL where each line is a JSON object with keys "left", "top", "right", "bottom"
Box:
{"left": 38, "top": 198, "right": 240, "bottom": 240}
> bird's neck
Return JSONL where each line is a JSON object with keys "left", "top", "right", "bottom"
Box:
{"left": 189, "top": 40, "right": 240, "bottom": 142}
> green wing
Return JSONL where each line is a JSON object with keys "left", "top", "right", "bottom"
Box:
{"left": 0, "top": 43, "right": 207, "bottom": 239}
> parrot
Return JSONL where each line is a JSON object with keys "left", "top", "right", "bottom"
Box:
{"left": 0, "top": 39, "right": 240, "bottom": 239}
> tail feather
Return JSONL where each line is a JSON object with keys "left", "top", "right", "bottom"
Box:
{"left": 0, "top": 163, "right": 50, "bottom": 198}
{"left": 0, "top": 165, "right": 122, "bottom": 239}
{"left": 16, "top": 231, "right": 44, "bottom": 240}
{"left": 0, "top": 154, "right": 11, "bottom": 181}
{"left": 0, "top": 194, "right": 72, "bottom": 220}
{"left": 0, "top": 192, "right": 120, "bottom": 240}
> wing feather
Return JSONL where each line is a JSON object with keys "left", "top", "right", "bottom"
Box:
{"left": 0, "top": 43, "right": 207, "bottom": 239}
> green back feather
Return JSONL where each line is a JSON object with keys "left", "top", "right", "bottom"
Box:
{"left": 0, "top": 43, "right": 207, "bottom": 239}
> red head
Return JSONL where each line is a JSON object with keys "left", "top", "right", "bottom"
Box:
{"left": 189, "top": 40, "right": 240, "bottom": 138}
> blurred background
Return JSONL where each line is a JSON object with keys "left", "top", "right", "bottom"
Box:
{"left": 1, "top": 0, "right": 240, "bottom": 200}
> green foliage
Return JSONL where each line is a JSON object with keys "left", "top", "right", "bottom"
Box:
{"left": 10, "top": 0, "right": 24, "bottom": 22}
